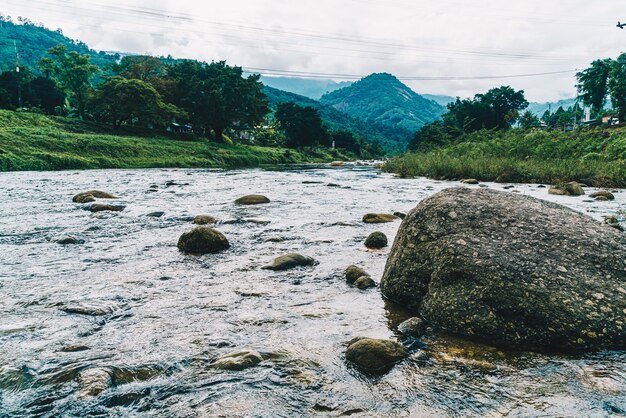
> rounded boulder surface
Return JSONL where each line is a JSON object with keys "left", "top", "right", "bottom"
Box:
{"left": 212, "top": 349, "right": 264, "bottom": 371}
{"left": 354, "top": 276, "right": 376, "bottom": 289}
{"left": 381, "top": 187, "right": 626, "bottom": 352}
{"left": 235, "top": 195, "right": 270, "bottom": 205}
{"left": 345, "top": 265, "right": 369, "bottom": 284}
{"left": 590, "top": 191, "right": 615, "bottom": 201}
{"left": 193, "top": 215, "right": 218, "bottom": 225}
{"left": 56, "top": 236, "right": 85, "bottom": 245}
{"left": 77, "top": 368, "right": 112, "bottom": 398}
{"left": 177, "top": 227, "right": 230, "bottom": 254}
{"left": 73, "top": 190, "right": 118, "bottom": 203}
{"left": 460, "top": 179, "right": 479, "bottom": 185}
{"left": 262, "top": 253, "right": 316, "bottom": 271}
{"left": 398, "top": 317, "right": 427, "bottom": 338}
{"left": 365, "top": 231, "right": 388, "bottom": 249}
{"left": 345, "top": 338, "right": 408, "bottom": 374}
{"left": 362, "top": 213, "right": 398, "bottom": 224}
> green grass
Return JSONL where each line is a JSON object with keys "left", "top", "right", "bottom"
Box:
{"left": 384, "top": 128, "right": 626, "bottom": 187}
{"left": 0, "top": 110, "right": 354, "bottom": 171}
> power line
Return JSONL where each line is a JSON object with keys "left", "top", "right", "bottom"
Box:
{"left": 243, "top": 67, "right": 577, "bottom": 81}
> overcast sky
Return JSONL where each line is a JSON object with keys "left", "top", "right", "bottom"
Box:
{"left": 2, "top": 0, "right": 625, "bottom": 101}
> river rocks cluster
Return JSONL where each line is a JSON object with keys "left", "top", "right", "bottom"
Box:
{"left": 548, "top": 181, "right": 585, "bottom": 196}
{"left": 381, "top": 187, "right": 626, "bottom": 352}
{"left": 590, "top": 191, "right": 615, "bottom": 201}
{"left": 73, "top": 190, "right": 118, "bottom": 203}
{"left": 344, "top": 265, "right": 376, "bottom": 289}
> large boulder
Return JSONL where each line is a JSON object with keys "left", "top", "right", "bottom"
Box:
{"left": 73, "top": 190, "right": 118, "bottom": 203}
{"left": 177, "top": 227, "right": 229, "bottom": 254}
{"left": 345, "top": 337, "right": 408, "bottom": 374}
{"left": 381, "top": 188, "right": 626, "bottom": 352}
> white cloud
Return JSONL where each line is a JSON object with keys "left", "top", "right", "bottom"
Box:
{"left": 2, "top": 0, "right": 625, "bottom": 101}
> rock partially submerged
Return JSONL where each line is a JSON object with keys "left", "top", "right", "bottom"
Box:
{"left": 549, "top": 181, "right": 585, "bottom": 196}
{"left": 354, "top": 276, "right": 376, "bottom": 289}
{"left": 235, "top": 195, "right": 270, "bottom": 205}
{"left": 89, "top": 204, "right": 125, "bottom": 213}
{"left": 345, "top": 265, "right": 369, "bottom": 284}
{"left": 177, "top": 227, "right": 229, "bottom": 254}
{"left": 193, "top": 215, "right": 218, "bottom": 225}
{"left": 381, "top": 187, "right": 626, "bottom": 352}
{"left": 77, "top": 368, "right": 112, "bottom": 397}
{"left": 362, "top": 213, "right": 398, "bottom": 224}
{"left": 398, "top": 317, "right": 427, "bottom": 338}
{"left": 262, "top": 253, "right": 316, "bottom": 271}
{"left": 590, "top": 191, "right": 615, "bottom": 201}
{"left": 364, "top": 231, "right": 388, "bottom": 249}
{"left": 212, "top": 349, "right": 264, "bottom": 371}
{"left": 460, "top": 178, "right": 479, "bottom": 185}
{"left": 345, "top": 337, "right": 408, "bottom": 374}
{"left": 73, "top": 190, "right": 118, "bottom": 203}
{"left": 56, "top": 236, "right": 84, "bottom": 245}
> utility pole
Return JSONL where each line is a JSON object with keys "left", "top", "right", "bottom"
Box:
{"left": 14, "top": 40, "right": 22, "bottom": 108}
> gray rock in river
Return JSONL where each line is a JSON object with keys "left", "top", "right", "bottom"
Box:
{"left": 380, "top": 187, "right": 626, "bottom": 352}
{"left": 212, "top": 349, "right": 264, "bottom": 370}
{"left": 262, "top": 253, "right": 316, "bottom": 271}
{"left": 77, "top": 367, "right": 112, "bottom": 397}
{"left": 345, "top": 265, "right": 370, "bottom": 284}
{"left": 364, "top": 231, "right": 388, "bottom": 249}
{"left": 89, "top": 204, "right": 126, "bottom": 213}
{"left": 354, "top": 276, "right": 376, "bottom": 289}
{"left": 235, "top": 195, "right": 270, "bottom": 205}
{"left": 345, "top": 337, "right": 408, "bottom": 374}
{"left": 177, "top": 227, "right": 229, "bottom": 254}
{"left": 56, "top": 236, "right": 84, "bottom": 245}
{"left": 549, "top": 181, "right": 585, "bottom": 196}
{"left": 193, "top": 215, "right": 218, "bottom": 225}
{"left": 362, "top": 213, "right": 398, "bottom": 224}
{"left": 398, "top": 317, "right": 427, "bottom": 338}
{"left": 73, "top": 190, "right": 118, "bottom": 203}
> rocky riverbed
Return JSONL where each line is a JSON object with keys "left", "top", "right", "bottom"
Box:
{"left": 0, "top": 165, "right": 625, "bottom": 416}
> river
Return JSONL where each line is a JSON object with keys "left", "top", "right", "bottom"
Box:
{"left": 1, "top": 165, "right": 624, "bottom": 417}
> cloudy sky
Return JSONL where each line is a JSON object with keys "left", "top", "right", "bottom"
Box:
{"left": 2, "top": 0, "right": 624, "bottom": 101}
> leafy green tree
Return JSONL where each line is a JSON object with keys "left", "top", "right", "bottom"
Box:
{"left": 409, "top": 120, "right": 451, "bottom": 150}
{"left": 443, "top": 86, "right": 527, "bottom": 133}
{"left": 577, "top": 59, "right": 612, "bottom": 114}
{"left": 331, "top": 129, "right": 361, "bottom": 154}
{"left": 167, "top": 60, "right": 268, "bottom": 140}
{"left": 275, "top": 102, "right": 328, "bottom": 148}
{"left": 88, "top": 76, "right": 183, "bottom": 130}
{"left": 40, "top": 44, "right": 99, "bottom": 118}
{"left": 518, "top": 110, "right": 540, "bottom": 129}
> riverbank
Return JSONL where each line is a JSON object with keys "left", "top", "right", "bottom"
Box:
{"left": 0, "top": 110, "right": 354, "bottom": 171}
{"left": 384, "top": 128, "right": 626, "bottom": 187}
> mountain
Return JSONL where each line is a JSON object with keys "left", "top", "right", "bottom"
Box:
{"left": 319, "top": 73, "right": 446, "bottom": 141}
{"left": 422, "top": 94, "right": 456, "bottom": 107}
{"left": 527, "top": 98, "right": 579, "bottom": 117}
{"left": 0, "top": 17, "right": 119, "bottom": 73}
{"left": 260, "top": 76, "right": 352, "bottom": 100}
{"left": 264, "top": 86, "right": 409, "bottom": 152}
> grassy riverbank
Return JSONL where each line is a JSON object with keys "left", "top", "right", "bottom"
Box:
{"left": 384, "top": 128, "right": 626, "bottom": 187}
{"left": 0, "top": 110, "right": 355, "bottom": 171}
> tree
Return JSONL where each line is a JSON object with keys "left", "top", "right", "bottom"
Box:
{"left": 167, "top": 60, "right": 268, "bottom": 140}
{"left": 112, "top": 55, "right": 165, "bottom": 82}
{"left": 577, "top": 59, "right": 612, "bottom": 114}
{"left": 331, "top": 129, "right": 361, "bottom": 154}
{"left": 444, "top": 86, "right": 528, "bottom": 133}
{"left": 40, "top": 44, "right": 99, "bottom": 118}
{"left": 577, "top": 54, "right": 626, "bottom": 123}
{"left": 275, "top": 102, "right": 327, "bottom": 148}
{"left": 88, "top": 76, "right": 183, "bottom": 130}
{"left": 518, "top": 110, "right": 540, "bottom": 129}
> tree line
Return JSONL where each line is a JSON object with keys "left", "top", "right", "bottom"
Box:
{"left": 0, "top": 45, "right": 379, "bottom": 157}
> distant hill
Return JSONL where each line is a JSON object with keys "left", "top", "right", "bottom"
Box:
{"left": 260, "top": 76, "right": 352, "bottom": 100}
{"left": 319, "top": 73, "right": 446, "bottom": 141}
{"left": 0, "top": 17, "right": 118, "bottom": 73}
{"left": 264, "top": 86, "right": 410, "bottom": 152}
{"left": 422, "top": 94, "right": 456, "bottom": 107}
{"left": 527, "top": 98, "right": 579, "bottom": 117}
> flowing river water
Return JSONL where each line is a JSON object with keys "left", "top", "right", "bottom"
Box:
{"left": 0, "top": 165, "right": 625, "bottom": 417}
